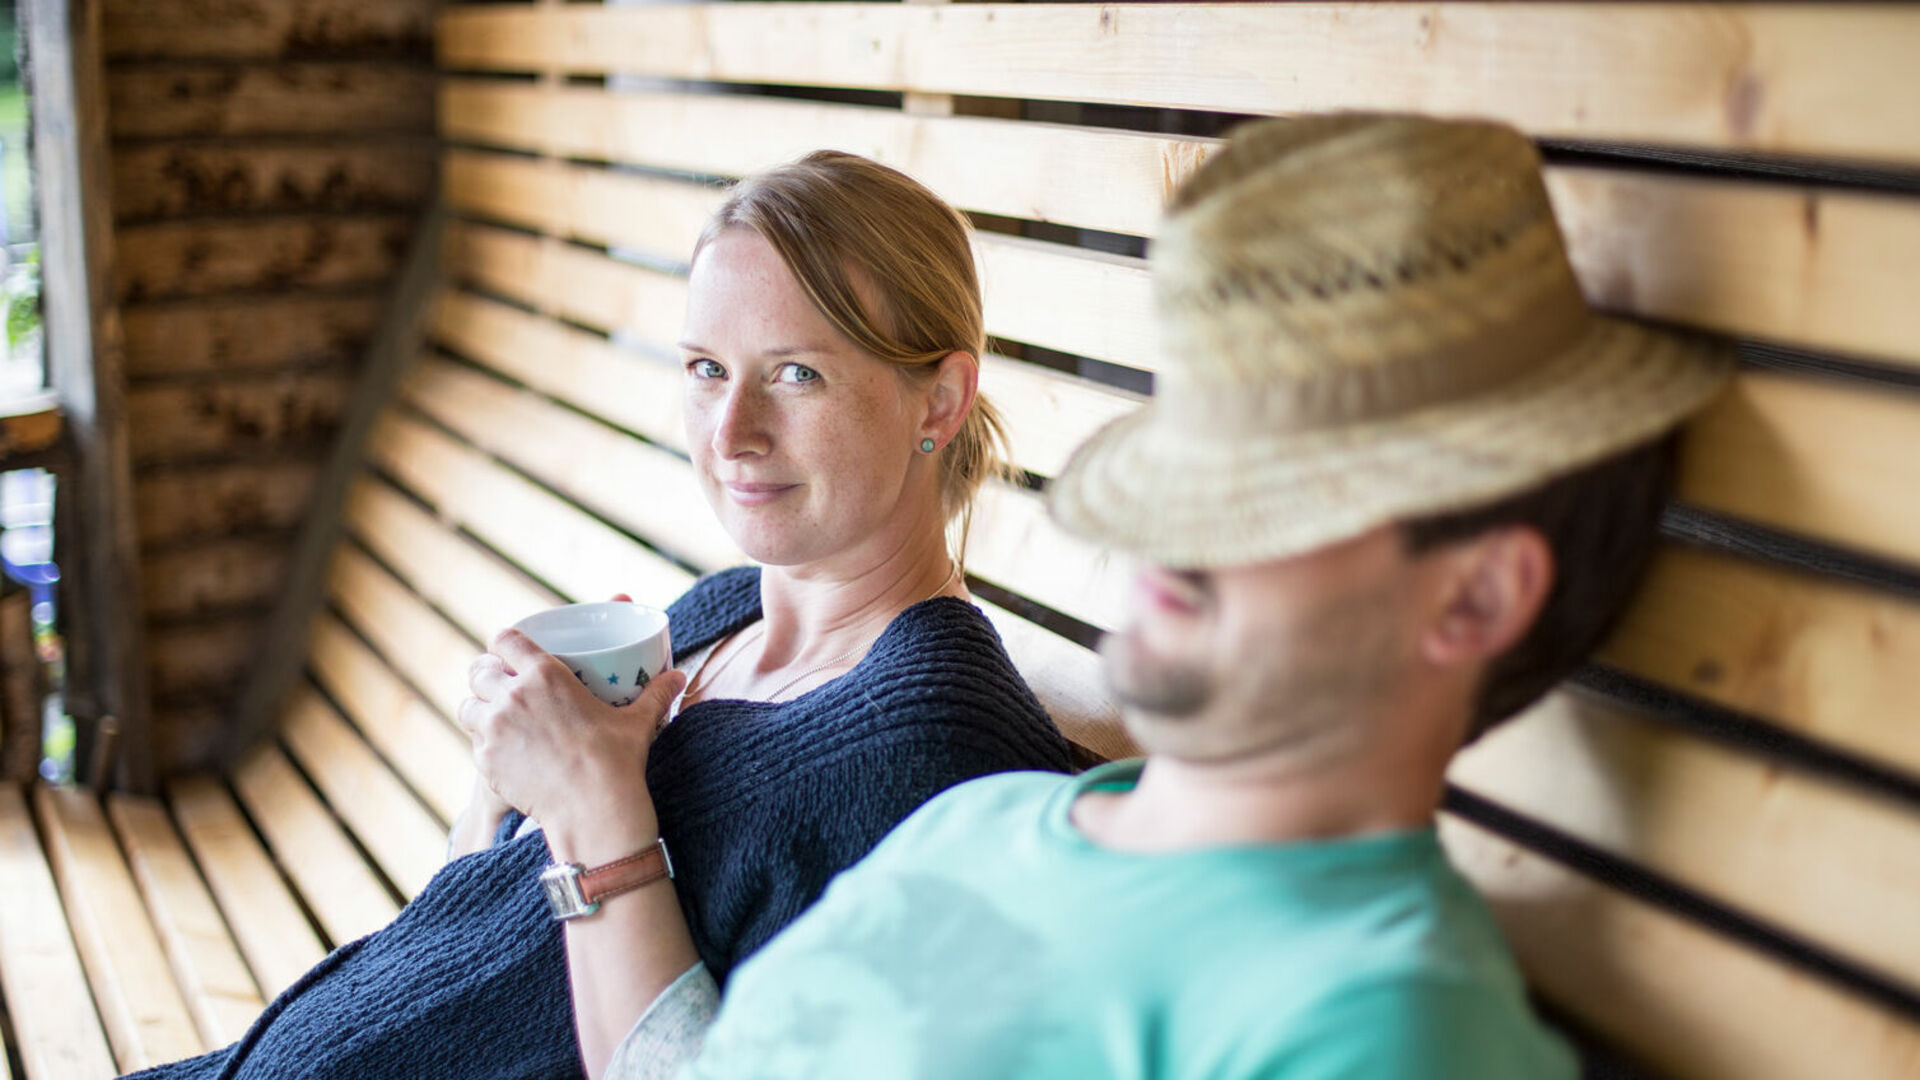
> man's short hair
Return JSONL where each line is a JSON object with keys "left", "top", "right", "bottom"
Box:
{"left": 1402, "top": 433, "right": 1678, "bottom": 743}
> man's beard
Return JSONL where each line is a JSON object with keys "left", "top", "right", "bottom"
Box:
{"left": 1099, "top": 625, "right": 1214, "bottom": 719}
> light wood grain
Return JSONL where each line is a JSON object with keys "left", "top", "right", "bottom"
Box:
{"left": 401, "top": 357, "right": 743, "bottom": 574}
{"left": 231, "top": 745, "right": 399, "bottom": 944}
{"left": 279, "top": 688, "right": 445, "bottom": 900}
{"left": 167, "top": 776, "right": 327, "bottom": 996}
{"left": 0, "top": 784, "right": 117, "bottom": 1080}
{"left": 442, "top": 94, "right": 1920, "bottom": 370}
{"left": 106, "top": 794, "right": 265, "bottom": 1047}
{"left": 1678, "top": 370, "right": 1920, "bottom": 566}
{"left": 108, "top": 63, "right": 435, "bottom": 139}
{"left": 365, "top": 410, "right": 696, "bottom": 609}
{"left": 1442, "top": 816, "right": 1920, "bottom": 1080}
{"left": 1599, "top": 545, "right": 1920, "bottom": 775}
{"left": 440, "top": 81, "right": 1194, "bottom": 238}
{"left": 342, "top": 477, "right": 561, "bottom": 651}
{"left": 1454, "top": 690, "right": 1920, "bottom": 1000}
{"left": 427, "top": 286, "right": 686, "bottom": 452}
{"left": 306, "top": 610, "right": 474, "bottom": 825}
{"left": 327, "top": 542, "right": 481, "bottom": 720}
{"left": 440, "top": 3, "right": 1920, "bottom": 166}
{"left": 117, "top": 215, "right": 413, "bottom": 304}
{"left": 33, "top": 786, "right": 203, "bottom": 1072}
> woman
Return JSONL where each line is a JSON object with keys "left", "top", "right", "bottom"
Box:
{"left": 125, "top": 152, "right": 1072, "bottom": 1080}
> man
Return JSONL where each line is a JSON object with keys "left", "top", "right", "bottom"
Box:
{"left": 610, "top": 113, "right": 1730, "bottom": 1078}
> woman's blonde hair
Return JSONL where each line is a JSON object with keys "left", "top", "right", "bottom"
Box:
{"left": 692, "top": 150, "right": 1013, "bottom": 564}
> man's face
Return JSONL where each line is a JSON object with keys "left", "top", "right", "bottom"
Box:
{"left": 1101, "top": 525, "right": 1431, "bottom": 763}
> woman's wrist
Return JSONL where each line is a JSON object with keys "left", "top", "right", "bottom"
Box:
{"left": 541, "top": 792, "right": 662, "bottom": 867}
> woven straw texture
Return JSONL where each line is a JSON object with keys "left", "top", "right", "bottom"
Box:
{"left": 1049, "top": 114, "right": 1732, "bottom": 567}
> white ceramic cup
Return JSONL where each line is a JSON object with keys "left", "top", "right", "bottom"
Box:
{"left": 511, "top": 601, "right": 673, "bottom": 708}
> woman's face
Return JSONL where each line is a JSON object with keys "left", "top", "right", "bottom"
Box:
{"left": 680, "top": 229, "right": 939, "bottom": 569}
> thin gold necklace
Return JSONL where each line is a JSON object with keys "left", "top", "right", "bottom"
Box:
{"left": 685, "top": 562, "right": 960, "bottom": 705}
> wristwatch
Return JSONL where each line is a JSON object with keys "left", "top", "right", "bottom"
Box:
{"left": 540, "top": 838, "right": 675, "bottom": 921}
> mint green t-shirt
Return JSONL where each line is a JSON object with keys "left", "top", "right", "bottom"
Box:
{"left": 686, "top": 761, "right": 1578, "bottom": 1079}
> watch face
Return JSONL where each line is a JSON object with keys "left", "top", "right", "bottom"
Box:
{"left": 540, "top": 862, "right": 598, "bottom": 920}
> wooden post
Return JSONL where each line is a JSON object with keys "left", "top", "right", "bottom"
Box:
{"left": 24, "top": 0, "right": 153, "bottom": 791}
{"left": 224, "top": 200, "right": 446, "bottom": 770}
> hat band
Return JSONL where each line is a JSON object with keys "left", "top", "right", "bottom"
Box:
{"left": 1160, "top": 286, "right": 1593, "bottom": 437}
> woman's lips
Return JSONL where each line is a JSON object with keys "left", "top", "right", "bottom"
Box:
{"left": 724, "top": 482, "right": 798, "bottom": 507}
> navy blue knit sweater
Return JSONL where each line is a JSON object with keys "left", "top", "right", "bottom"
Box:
{"left": 126, "top": 567, "right": 1071, "bottom": 1080}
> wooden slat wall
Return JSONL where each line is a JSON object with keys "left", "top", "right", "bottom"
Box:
{"left": 411, "top": 5, "right": 1920, "bottom": 1078}
{"left": 102, "top": 0, "right": 443, "bottom": 773}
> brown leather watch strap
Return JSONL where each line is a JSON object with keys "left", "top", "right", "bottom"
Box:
{"left": 578, "top": 839, "right": 674, "bottom": 907}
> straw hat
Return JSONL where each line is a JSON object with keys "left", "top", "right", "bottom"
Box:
{"left": 1048, "top": 114, "right": 1732, "bottom": 568}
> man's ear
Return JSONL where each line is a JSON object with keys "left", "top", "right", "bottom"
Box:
{"left": 921, "top": 350, "right": 979, "bottom": 449}
{"left": 1420, "top": 526, "right": 1554, "bottom": 670}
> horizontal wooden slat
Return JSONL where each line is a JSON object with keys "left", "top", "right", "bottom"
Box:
{"left": 366, "top": 410, "right": 696, "bottom": 609}
{"left": 444, "top": 150, "right": 1164, "bottom": 373}
{"left": 440, "top": 3, "right": 1920, "bottom": 167}
{"left": 231, "top": 745, "right": 399, "bottom": 945}
{"left": 1441, "top": 815, "right": 1920, "bottom": 1080}
{"left": 429, "top": 287, "right": 684, "bottom": 451}
{"left": 112, "top": 139, "right": 436, "bottom": 223}
{"left": 143, "top": 538, "right": 289, "bottom": 619}
{"left": 33, "top": 786, "right": 203, "bottom": 1072}
{"left": 279, "top": 687, "right": 445, "bottom": 900}
{"left": 440, "top": 81, "right": 1190, "bottom": 238}
{"left": 1454, "top": 690, "right": 1920, "bottom": 1001}
{"left": 167, "top": 776, "right": 327, "bottom": 997}
{"left": 969, "top": 481, "right": 1130, "bottom": 632}
{"left": 123, "top": 293, "right": 385, "bottom": 378}
{"left": 401, "top": 357, "right": 743, "bottom": 574}
{"left": 128, "top": 372, "right": 354, "bottom": 464}
{"left": 1600, "top": 545, "right": 1920, "bottom": 777}
{"left": 118, "top": 215, "right": 413, "bottom": 303}
{"left": 977, "top": 354, "right": 1141, "bottom": 481}
{"left": 0, "top": 784, "right": 117, "bottom": 1080}
{"left": 1678, "top": 371, "right": 1920, "bottom": 568}
{"left": 306, "top": 611, "right": 474, "bottom": 825}
{"left": 105, "top": 795, "right": 265, "bottom": 1048}
{"left": 327, "top": 542, "right": 480, "bottom": 720}
{"left": 342, "top": 477, "right": 560, "bottom": 650}
{"left": 974, "top": 604, "right": 1127, "bottom": 761}
{"left": 108, "top": 63, "right": 436, "bottom": 139}
{"left": 441, "top": 149, "right": 720, "bottom": 269}
{"left": 441, "top": 89, "right": 1920, "bottom": 368}
{"left": 106, "top": 0, "right": 437, "bottom": 61}
{"left": 146, "top": 615, "right": 264, "bottom": 699}
{"left": 135, "top": 459, "right": 323, "bottom": 547}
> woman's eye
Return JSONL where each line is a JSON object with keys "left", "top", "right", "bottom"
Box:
{"left": 688, "top": 358, "right": 725, "bottom": 379}
{"left": 777, "top": 363, "right": 820, "bottom": 384}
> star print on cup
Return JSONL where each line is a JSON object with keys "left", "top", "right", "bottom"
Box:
{"left": 512, "top": 601, "right": 673, "bottom": 708}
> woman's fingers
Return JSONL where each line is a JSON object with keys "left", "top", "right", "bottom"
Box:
{"left": 622, "top": 667, "right": 689, "bottom": 736}
{"left": 468, "top": 652, "right": 512, "bottom": 701}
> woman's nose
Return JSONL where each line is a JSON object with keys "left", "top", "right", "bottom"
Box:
{"left": 710, "top": 384, "right": 770, "bottom": 459}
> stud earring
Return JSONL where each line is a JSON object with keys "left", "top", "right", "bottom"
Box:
{"left": 919, "top": 438, "right": 937, "bottom": 453}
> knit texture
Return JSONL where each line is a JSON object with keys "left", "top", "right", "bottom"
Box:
{"left": 125, "top": 566, "right": 1071, "bottom": 1080}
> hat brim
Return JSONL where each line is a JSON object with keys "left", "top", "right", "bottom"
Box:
{"left": 1046, "top": 316, "right": 1732, "bottom": 568}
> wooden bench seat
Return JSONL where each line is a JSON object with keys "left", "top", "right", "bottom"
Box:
{"left": 6, "top": 3, "right": 1920, "bottom": 1078}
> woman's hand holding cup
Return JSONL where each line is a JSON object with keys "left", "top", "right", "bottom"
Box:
{"left": 459, "top": 600, "right": 680, "bottom": 867}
